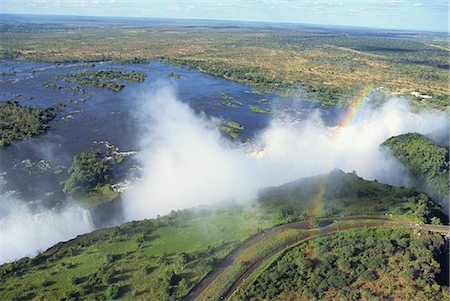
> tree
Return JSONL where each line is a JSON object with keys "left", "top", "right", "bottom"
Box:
{"left": 430, "top": 217, "right": 442, "bottom": 225}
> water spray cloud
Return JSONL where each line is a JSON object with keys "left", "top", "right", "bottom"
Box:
{"left": 0, "top": 195, "right": 94, "bottom": 263}
{"left": 0, "top": 172, "right": 94, "bottom": 264}
{"left": 123, "top": 83, "right": 448, "bottom": 221}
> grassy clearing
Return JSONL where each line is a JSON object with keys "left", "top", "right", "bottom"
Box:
{"left": 0, "top": 207, "right": 272, "bottom": 301}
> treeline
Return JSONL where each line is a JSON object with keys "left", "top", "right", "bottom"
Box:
{"left": 383, "top": 133, "right": 449, "bottom": 203}
{"left": 0, "top": 101, "right": 56, "bottom": 147}
{"left": 114, "top": 57, "right": 149, "bottom": 64}
{"left": 160, "top": 57, "right": 291, "bottom": 90}
{"left": 239, "top": 228, "right": 447, "bottom": 300}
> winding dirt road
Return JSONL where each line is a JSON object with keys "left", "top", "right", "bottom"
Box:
{"left": 183, "top": 216, "right": 449, "bottom": 301}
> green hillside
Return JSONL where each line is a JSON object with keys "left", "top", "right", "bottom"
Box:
{"left": 258, "top": 169, "right": 444, "bottom": 224}
{"left": 382, "top": 133, "right": 449, "bottom": 203}
{"left": 0, "top": 170, "right": 446, "bottom": 300}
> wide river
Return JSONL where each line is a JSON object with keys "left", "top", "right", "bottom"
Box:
{"left": 0, "top": 60, "right": 341, "bottom": 210}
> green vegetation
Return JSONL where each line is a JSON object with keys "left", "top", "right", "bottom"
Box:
{"left": 237, "top": 228, "right": 447, "bottom": 300}
{"left": 42, "top": 82, "right": 65, "bottom": 90}
{"left": 412, "top": 89, "right": 450, "bottom": 108}
{"left": 0, "top": 207, "right": 271, "bottom": 301}
{"left": 168, "top": 72, "right": 181, "bottom": 78}
{"left": 57, "top": 70, "right": 147, "bottom": 91}
{"left": 0, "top": 168, "right": 447, "bottom": 300}
{"left": 53, "top": 166, "right": 66, "bottom": 175}
{"left": 383, "top": 133, "right": 449, "bottom": 202}
{"left": 219, "top": 121, "right": 245, "bottom": 139}
{"left": 249, "top": 104, "right": 270, "bottom": 113}
{"left": 215, "top": 92, "right": 243, "bottom": 108}
{"left": 225, "top": 101, "right": 243, "bottom": 108}
{"left": 115, "top": 57, "right": 149, "bottom": 64}
{"left": 63, "top": 148, "right": 121, "bottom": 206}
{"left": 249, "top": 98, "right": 271, "bottom": 113}
{"left": 55, "top": 70, "right": 147, "bottom": 92}
{"left": 1, "top": 16, "right": 448, "bottom": 108}
{"left": 0, "top": 101, "right": 56, "bottom": 147}
{"left": 210, "top": 220, "right": 402, "bottom": 301}
{"left": 258, "top": 169, "right": 443, "bottom": 224}
{"left": 52, "top": 102, "right": 66, "bottom": 110}
{"left": 197, "top": 227, "right": 312, "bottom": 301}
{"left": 0, "top": 71, "right": 16, "bottom": 76}
{"left": 219, "top": 92, "right": 234, "bottom": 100}
{"left": 43, "top": 81, "right": 94, "bottom": 97}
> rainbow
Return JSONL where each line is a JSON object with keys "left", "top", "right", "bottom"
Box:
{"left": 307, "top": 85, "right": 373, "bottom": 219}
{"left": 338, "top": 84, "right": 373, "bottom": 128}
{"left": 308, "top": 174, "right": 329, "bottom": 220}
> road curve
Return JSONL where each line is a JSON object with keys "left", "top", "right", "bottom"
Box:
{"left": 183, "top": 216, "right": 449, "bottom": 301}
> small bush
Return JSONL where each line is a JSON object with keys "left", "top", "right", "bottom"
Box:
{"left": 107, "top": 284, "right": 120, "bottom": 299}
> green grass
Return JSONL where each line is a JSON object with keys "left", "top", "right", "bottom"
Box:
{"left": 197, "top": 228, "right": 309, "bottom": 301}
{"left": 142, "top": 210, "right": 271, "bottom": 256}
{"left": 0, "top": 207, "right": 273, "bottom": 301}
{"left": 77, "top": 185, "right": 119, "bottom": 207}
{"left": 196, "top": 261, "right": 247, "bottom": 301}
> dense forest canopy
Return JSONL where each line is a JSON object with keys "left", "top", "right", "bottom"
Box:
{"left": 0, "top": 101, "right": 56, "bottom": 147}
{"left": 382, "top": 133, "right": 449, "bottom": 203}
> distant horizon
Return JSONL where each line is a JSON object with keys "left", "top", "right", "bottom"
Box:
{"left": 0, "top": 0, "right": 447, "bottom": 33}
{"left": 1, "top": 12, "right": 448, "bottom": 34}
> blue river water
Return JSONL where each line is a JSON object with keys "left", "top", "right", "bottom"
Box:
{"left": 0, "top": 60, "right": 342, "bottom": 206}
